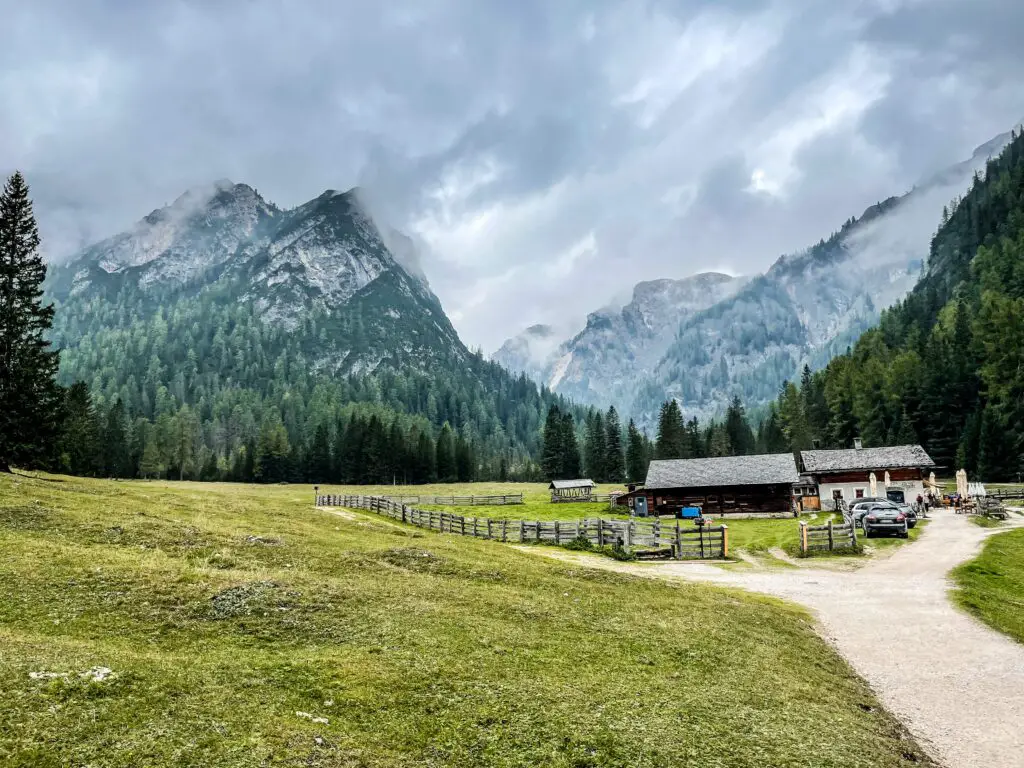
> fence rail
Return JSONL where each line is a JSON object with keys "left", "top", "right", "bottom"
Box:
{"left": 315, "top": 494, "right": 727, "bottom": 560}
{"left": 318, "top": 493, "right": 523, "bottom": 507}
{"left": 799, "top": 519, "right": 858, "bottom": 555}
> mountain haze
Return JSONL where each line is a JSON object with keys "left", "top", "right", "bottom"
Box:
{"left": 497, "top": 127, "right": 1017, "bottom": 427}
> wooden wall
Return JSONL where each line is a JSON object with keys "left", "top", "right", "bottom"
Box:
{"left": 645, "top": 484, "right": 793, "bottom": 516}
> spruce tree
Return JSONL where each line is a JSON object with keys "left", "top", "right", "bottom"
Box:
{"left": 724, "top": 395, "right": 754, "bottom": 455}
{"left": 435, "top": 422, "right": 457, "bottom": 482}
{"left": 604, "top": 406, "right": 625, "bottom": 482}
{"left": 584, "top": 411, "right": 607, "bottom": 481}
{"left": 0, "top": 172, "right": 61, "bottom": 472}
{"left": 560, "top": 411, "right": 581, "bottom": 478}
{"left": 60, "top": 382, "right": 100, "bottom": 476}
{"left": 654, "top": 400, "right": 685, "bottom": 459}
{"left": 102, "top": 400, "right": 131, "bottom": 478}
{"left": 541, "top": 405, "right": 564, "bottom": 479}
{"left": 625, "top": 419, "right": 647, "bottom": 483}
{"left": 308, "top": 423, "right": 332, "bottom": 483}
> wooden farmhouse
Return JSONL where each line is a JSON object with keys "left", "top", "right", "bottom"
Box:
{"left": 632, "top": 453, "right": 800, "bottom": 517}
{"left": 549, "top": 479, "right": 596, "bottom": 503}
{"left": 799, "top": 442, "right": 936, "bottom": 510}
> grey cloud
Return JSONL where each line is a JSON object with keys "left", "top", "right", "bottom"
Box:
{"left": 2, "top": 0, "right": 1023, "bottom": 351}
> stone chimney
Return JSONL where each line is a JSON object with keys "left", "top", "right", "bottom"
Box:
{"left": 853, "top": 437, "right": 863, "bottom": 450}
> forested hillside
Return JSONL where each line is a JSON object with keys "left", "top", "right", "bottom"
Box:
{"left": 42, "top": 183, "right": 594, "bottom": 483}
{"left": 767, "top": 128, "right": 1024, "bottom": 480}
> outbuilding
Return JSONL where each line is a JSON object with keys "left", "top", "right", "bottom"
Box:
{"left": 637, "top": 453, "right": 800, "bottom": 517}
{"left": 800, "top": 442, "right": 936, "bottom": 510}
{"left": 549, "top": 479, "right": 596, "bottom": 503}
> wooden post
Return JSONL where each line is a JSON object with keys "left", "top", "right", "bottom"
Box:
{"left": 536, "top": 520, "right": 541, "bottom": 543}
{"left": 502, "top": 519, "right": 508, "bottom": 542}
{"left": 597, "top": 519, "right": 605, "bottom": 547}
{"left": 675, "top": 521, "right": 682, "bottom": 560}
{"left": 799, "top": 521, "right": 808, "bottom": 555}
{"left": 849, "top": 518, "right": 858, "bottom": 549}
{"left": 827, "top": 518, "right": 834, "bottom": 551}
{"left": 487, "top": 519, "right": 493, "bottom": 540}
{"left": 554, "top": 520, "right": 560, "bottom": 545}
{"left": 721, "top": 524, "right": 729, "bottom": 558}
{"left": 519, "top": 521, "right": 525, "bottom": 543}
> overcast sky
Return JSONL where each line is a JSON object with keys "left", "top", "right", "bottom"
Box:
{"left": 3, "top": 0, "right": 1023, "bottom": 350}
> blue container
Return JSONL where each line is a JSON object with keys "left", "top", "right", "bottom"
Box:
{"left": 680, "top": 506, "right": 702, "bottom": 519}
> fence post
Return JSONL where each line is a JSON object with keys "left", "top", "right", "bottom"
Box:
{"left": 487, "top": 519, "right": 493, "bottom": 539}
{"left": 827, "top": 518, "right": 834, "bottom": 551}
{"left": 721, "top": 524, "right": 729, "bottom": 558}
{"left": 519, "top": 521, "right": 524, "bottom": 543}
{"left": 849, "top": 518, "right": 858, "bottom": 549}
{"left": 799, "top": 521, "right": 808, "bottom": 555}
{"left": 502, "top": 519, "right": 508, "bottom": 542}
{"left": 536, "top": 520, "right": 542, "bottom": 543}
{"left": 624, "top": 520, "right": 633, "bottom": 549}
{"left": 675, "top": 521, "right": 682, "bottom": 560}
{"left": 554, "top": 520, "right": 560, "bottom": 545}
{"left": 597, "top": 519, "right": 605, "bottom": 547}
{"left": 699, "top": 525, "right": 705, "bottom": 559}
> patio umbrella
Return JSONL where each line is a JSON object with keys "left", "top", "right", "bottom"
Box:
{"left": 929, "top": 471, "right": 937, "bottom": 492}
{"left": 869, "top": 472, "right": 878, "bottom": 497}
{"left": 884, "top": 470, "right": 892, "bottom": 489}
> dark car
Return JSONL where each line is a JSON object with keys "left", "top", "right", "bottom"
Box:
{"left": 861, "top": 503, "right": 910, "bottom": 538}
{"left": 848, "top": 497, "right": 917, "bottom": 529}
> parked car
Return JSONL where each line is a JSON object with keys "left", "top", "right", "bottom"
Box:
{"left": 862, "top": 503, "right": 910, "bottom": 538}
{"left": 847, "top": 497, "right": 916, "bottom": 529}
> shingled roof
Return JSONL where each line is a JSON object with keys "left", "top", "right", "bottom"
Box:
{"left": 645, "top": 454, "right": 799, "bottom": 489}
{"left": 549, "top": 479, "right": 595, "bottom": 490}
{"left": 800, "top": 445, "right": 935, "bottom": 473}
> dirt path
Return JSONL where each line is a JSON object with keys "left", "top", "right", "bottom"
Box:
{"left": 526, "top": 512, "right": 1024, "bottom": 768}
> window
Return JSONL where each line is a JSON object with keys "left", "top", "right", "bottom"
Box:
{"left": 855, "top": 489, "right": 864, "bottom": 499}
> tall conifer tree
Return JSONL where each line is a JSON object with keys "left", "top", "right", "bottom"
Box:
{"left": 0, "top": 172, "right": 60, "bottom": 472}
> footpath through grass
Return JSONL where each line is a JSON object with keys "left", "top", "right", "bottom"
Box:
{"left": 952, "top": 526, "right": 1024, "bottom": 644}
{"left": 0, "top": 473, "right": 932, "bottom": 767}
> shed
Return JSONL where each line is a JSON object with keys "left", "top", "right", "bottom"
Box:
{"left": 641, "top": 453, "right": 800, "bottom": 517}
{"left": 549, "top": 479, "right": 596, "bottom": 503}
{"left": 800, "top": 444, "right": 935, "bottom": 509}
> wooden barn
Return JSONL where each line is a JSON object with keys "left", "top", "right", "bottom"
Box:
{"left": 800, "top": 443, "right": 936, "bottom": 510}
{"left": 549, "top": 479, "right": 596, "bottom": 503}
{"left": 636, "top": 453, "right": 800, "bottom": 517}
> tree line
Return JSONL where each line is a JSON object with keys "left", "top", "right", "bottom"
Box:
{"left": 0, "top": 171, "right": 587, "bottom": 483}
{"left": 761, "top": 128, "right": 1024, "bottom": 481}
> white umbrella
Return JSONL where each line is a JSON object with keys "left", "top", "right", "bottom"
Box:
{"left": 884, "top": 470, "right": 892, "bottom": 488}
{"left": 869, "top": 472, "right": 878, "bottom": 497}
{"left": 929, "top": 471, "right": 937, "bottom": 491}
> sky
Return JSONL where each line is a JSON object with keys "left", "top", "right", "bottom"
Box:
{"left": 3, "top": 0, "right": 1024, "bottom": 352}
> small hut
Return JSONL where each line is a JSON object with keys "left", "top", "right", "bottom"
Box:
{"left": 549, "top": 479, "right": 596, "bottom": 503}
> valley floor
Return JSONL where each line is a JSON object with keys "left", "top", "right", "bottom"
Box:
{"left": 527, "top": 510, "right": 1024, "bottom": 768}
{"left": 0, "top": 473, "right": 930, "bottom": 767}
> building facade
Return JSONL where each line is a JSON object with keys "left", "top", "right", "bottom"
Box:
{"left": 633, "top": 453, "right": 800, "bottom": 518}
{"left": 800, "top": 444, "right": 936, "bottom": 510}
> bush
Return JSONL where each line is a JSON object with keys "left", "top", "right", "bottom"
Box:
{"left": 563, "top": 535, "right": 594, "bottom": 551}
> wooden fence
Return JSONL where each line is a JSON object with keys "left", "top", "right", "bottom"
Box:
{"left": 798, "top": 519, "right": 858, "bottom": 555}
{"left": 315, "top": 494, "right": 728, "bottom": 560}
{"left": 317, "top": 493, "right": 523, "bottom": 507}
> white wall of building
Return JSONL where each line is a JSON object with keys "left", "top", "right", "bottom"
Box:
{"left": 819, "top": 479, "right": 926, "bottom": 510}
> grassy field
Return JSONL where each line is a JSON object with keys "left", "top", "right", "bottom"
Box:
{"left": 0, "top": 472, "right": 933, "bottom": 766}
{"left": 952, "top": 527, "right": 1024, "bottom": 644}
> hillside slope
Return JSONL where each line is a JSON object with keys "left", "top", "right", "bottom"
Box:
{"left": 0, "top": 472, "right": 933, "bottom": 766}
{"left": 42, "top": 183, "right": 575, "bottom": 480}
{"left": 770, "top": 127, "right": 1024, "bottom": 479}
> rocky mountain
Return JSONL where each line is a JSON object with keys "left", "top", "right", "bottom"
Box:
{"left": 494, "top": 273, "right": 745, "bottom": 413}
{"left": 48, "top": 181, "right": 466, "bottom": 375}
{"left": 496, "top": 127, "right": 1016, "bottom": 427}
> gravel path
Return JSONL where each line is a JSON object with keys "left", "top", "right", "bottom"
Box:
{"left": 528, "top": 512, "right": 1024, "bottom": 768}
